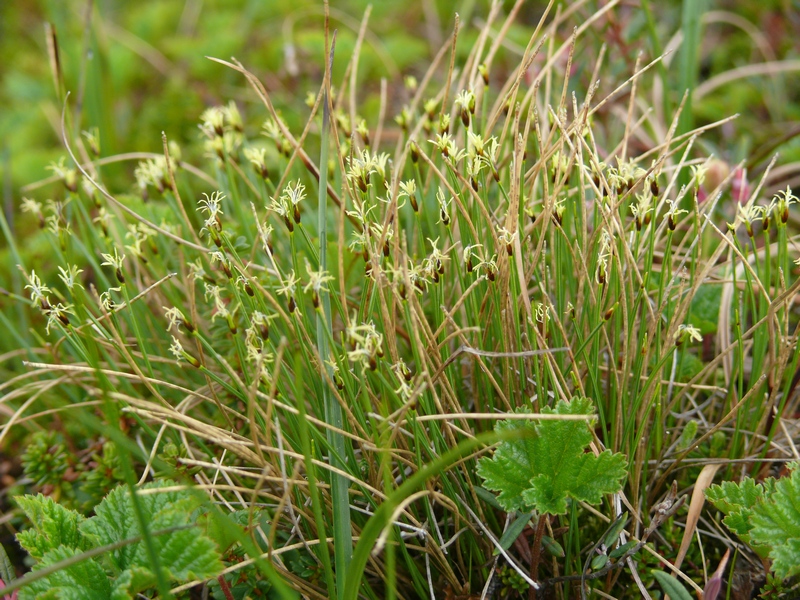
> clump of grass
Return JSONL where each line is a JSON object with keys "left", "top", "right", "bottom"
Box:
{"left": 3, "top": 2, "right": 800, "bottom": 599}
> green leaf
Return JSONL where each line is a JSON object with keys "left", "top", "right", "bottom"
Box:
{"left": 18, "top": 546, "right": 111, "bottom": 600}
{"left": 474, "top": 486, "right": 503, "bottom": 510}
{"left": 652, "top": 570, "right": 693, "bottom": 600}
{"left": 687, "top": 284, "right": 721, "bottom": 335}
{"left": 15, "top": 495, "right": 86, "bottom": 560}
{"left": 705, "top": 478, "right": 767, "bottom": 550}
{"left": 750, "top": 466, "right": 800, "bottom": 579}
{"left": 497, "top": 511, "right": 533, "bottom": 552}
{"left": 80, "top": 480, "right": 222, "bottom": 584}
{"left": 541, "top": 535, "right": 564, "bottom": 558}
{"left": 609, "top": 540, "right": 637, "bottom": 559}
{"left": 477, "top": 398, "right": 627, "bottom": 515}
{"left": 201, "top": 508, "right": 265, "bottom": 554}
{"left": 0, "top": 542, "right": 16, "bottom": 585}
{"left": 111, "top": 566, "right": 156, "bottom": 600}
{"left": 705, "top": 478, "right": 764, "bottom": 515}
{"left": 602, "top": 512, "right": 629, "bottom": 549}
{"left": 476, "top": 419, "right": 540, "bottom": 512}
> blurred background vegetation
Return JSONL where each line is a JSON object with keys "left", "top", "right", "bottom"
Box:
{"left": 2, "top": 0, "right": 798, "bottom": 192}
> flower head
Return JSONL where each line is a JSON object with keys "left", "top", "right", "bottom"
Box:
{"left": 497, "top": 226, "right": 518, "bottom": 256}
{"left": 429, "top": 132, "right": 458, "bottom": 158}
{"left": 200, "top": 106, "right": 226, "bottom": 138}
{"left": 164, "top": 306, "right": 194, "bottom": 334}
{"left": 454, "top": 89, "right": 475, "bottom": 126}
{"left": 436, "top": 188, "right": 452, "bottom": 226}
{"left": 45, "top": 303, "right": 74, "bottom": 334}
{"left": 664, "top": 197, "right": 688, "bottom": 231}
{"left": 775, "top": 185, "right": 797, "bottom": 225}
{"left": 169, "top": 335, "right": 200, "bottom": 367}
{"left": 346, "top": 319, "right": 384, "bottom": 370}
{"left": 134, "top": 156, "right": 173, "bottom": 195}
{"left": 99, "top": 286, "right": 121, "bottom": 311}
{"left": 303, "top": 260, "right": 334, "bottom": 309}
{"left": 100, "top": 248, "right": 126, "bottom": 283}
{"left": 675, "top": 324, "right": 703, "bottom": 346}
{"left": 244, "top": 146, "right": 269, "bottom": 179}
{"left": 57, "top": 265, "right": 84, "bottom": 291}
{"left": 276, "top": 270, "right": 301, "bottom": 314}
{"left": 21, "top": 197, "right": 45, "bottom": 228}
{"left": 346, "top": 149, "right": 379, "bottom": 192}
{"left": 47, "top": 157, "right": 79, "bottom": 193}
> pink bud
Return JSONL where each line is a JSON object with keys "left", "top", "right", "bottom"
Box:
{"left": 0, "top": 578, "right": 19, "bottom": 600}
{"left": 731, "top": 167, "right": 750, "bottom": 204}
{"left": 704, "top": 549, "right": 730, "bottom": 600}
{"left": 703, "top": 573, "right": 722, "bottom": 600}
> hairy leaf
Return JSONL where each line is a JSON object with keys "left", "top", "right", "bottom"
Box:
{"left": 476, "top": 398, "right": 627, "bottom": 514}
{"left": 80, "top": 480, "right": 222, "bottom": 585}
{"left": 110, "top": 566, "right": 156, "bottom": 600}
{"left": 705, "top": 478, "right": 767, "bottom": 552}
{"left": 15, "top": 495, "right": 86, "bottom": 561}
{"left": 750, "top": 466, "right": 800, "bottom": 579}
{"left": 18, "top": 546, "right": 111, "bottom": 600}
{"left": 705, "top": 478, "right": 764, "bottom": 515}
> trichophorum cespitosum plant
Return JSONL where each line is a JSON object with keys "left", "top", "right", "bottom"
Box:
{"left": 5, "top": 1, "right": 800, "bottom": 599}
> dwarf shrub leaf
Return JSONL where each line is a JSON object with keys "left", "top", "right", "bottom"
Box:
{"left": 476, "top": 397, "right": 627, "bottom": 515}
{"left": 15, "top": 495, "right": 86, "bottom": 561}
{"left": 651, "top": 570, "right": 693, "bottom": 600}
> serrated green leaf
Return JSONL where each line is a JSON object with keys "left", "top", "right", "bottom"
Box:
{"left": 750, "top": 467, "right": 800, "bottom": 579}
{"left": 652, "top": 570, "right": 693, "bottom": 600}
{"left": 80, "top": 485, "right": 138, "bottom": 573}
{"left": 111, "top": 566, "right": 156, "bottom": 600}
{"left": 525, "top": 450, "right": 627, "bottom": 515}
{"left": 706, "top": 478, "right": 768, "bottom": 552}
{"left": 497, "top": 511, "right": 533, "bottom": 552}
{"left": 705, "top": 478, "right": 763, "bottom": 514}
{"left": 476, "top": 419, "right": 539, "bottom": 512}
{"left": 477, "top": 398, "right": 627, "bottom": 515}
{"left": 767, "top": 538, "right": 800, "bottom": 580}
{"left": 15, "top": 495, "right": 86, "bottom": 560}
{"left": 80, "top": 480, "right": 222, "bottom": 584}
{"left": 721, "top": 513, "right": 756, "bottom": 544}
{"left": 151, "top": 517, "right": 222, "bottom": 582}
{"left": 18, "top": 546, "right": 111, "bottom": 600}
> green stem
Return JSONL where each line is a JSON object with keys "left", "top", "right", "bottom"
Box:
{"left": 319, "top": 83, "right": 352, "bottom": 599}
{"left": 677, "top": 0, "right": 705, "bottom": 138}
